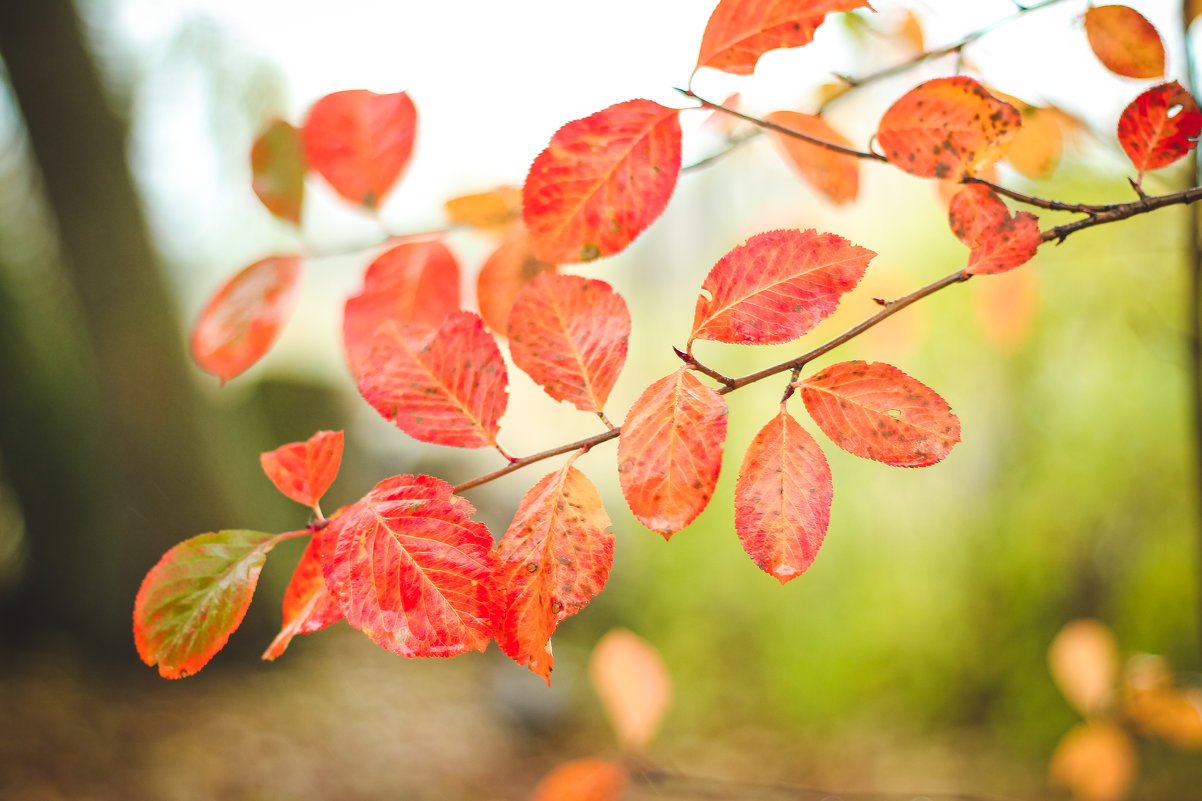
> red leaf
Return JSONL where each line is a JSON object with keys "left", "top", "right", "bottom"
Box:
{"left": 965, "top": 211, "right": 1042, "bottom": 276}
{"left": 690, "top": 229, "right": 874, "bottom": 346}
{"left": 530, "top": 759, "right": 628, "bottom": 801}
{"left": 475, "top": 222, "right": 556, "bottom": 334}
{"left": 948, "top": 185, "right": 1009, "bottom": 247}
{"left": 1117, "top": 81, "right": 1202, "bottom": 177}
{"left": 765, "top": 111, "right": 860, "bottom": 204}
{"left": 262, "top": 536, "right": 343, "bottom": 661}
{"left": 191, "top": 256, "right": 301, "bottom": 383}
{"left": 134, "top": 529, "right": 280, "bottom": 678}
{"left": 695, "top": 0, "right": 873, "bottom": 76}
{"left": 617, "top": 369, "right": 728, "bottom": 538}
{"left": 343, "top": 239, "right": 461, "bottom": 377}
{"left": 508, "top": 273, "right": 630, "bottom": 414}
{"left": 523, "top": 99, "right": 681, "bottom": 264}
{"left": 358, "top": 311, "right": 508, "bottom": 449}
{"left": 878, "top": 77, "right": 1021, "bottom": 179}
{"left": 799, "top": 361, "right": 960, "bottom": 467}
{"left": 319, "top": 474, "right": 499, "bottom": 657}
{"left": 250, "top": 118, "right": 305, "bottom": 224}
{"left": 302, "top": 89, "right": 416, "bottom": 209}
{"left": 735, "top": 409, "right": 833, "bottom": 583}
{"left": 1084, "top": 5, "right": 1164, "bottom": 79}
{"left": 496, "top": 464, "right": 613, "bottom": 681}
{"left": 259, "top": 430, "right": 344, "bottom": 508}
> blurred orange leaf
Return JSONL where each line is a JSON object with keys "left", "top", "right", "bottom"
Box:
{"left": 477, "top": 222, "right": 557, "bottom": 334}
{"left": 765, "top": 111, "right": 859, "bottom": 204}
{"left": 1049, "top": 618, "right": 1119, "bottom": 718}
{"left": 444, "top": 185, "right": 522, "bottom": 230}
{"left": 1084, "top": 5, "right": 1164, "bottom": 79}
{"left": 250, "top": 118, "right": 305, "bottom": 224}
{"left": 1049, "top": 722, "right": 1137, "bottom": 801}
{"left": 530, "top": 758, "right": 628, "bottom": 801}
{"left": 1124, "top": 655, "right": 1202, "bottom": 749}
{"left": 1003, "top": 103, "right": 1064, "bottom": 180}
{"left": 589, "top": 629, "right": 672, "bottom": 752}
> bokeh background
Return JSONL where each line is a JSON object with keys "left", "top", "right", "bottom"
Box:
{"left": 1, "top": 1, "right": 1200, "bottom": 799}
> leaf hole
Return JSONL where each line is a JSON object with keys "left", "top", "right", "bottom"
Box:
{"left": 698, "top": 288, "right": 713, "bottom": 303}
{"left": 1168, "top": 104, "right": 1184, "bottom": 119}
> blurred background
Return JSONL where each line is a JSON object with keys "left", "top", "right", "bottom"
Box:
{"left": 1, "top": 0, "right": 1200, "bottom": 799}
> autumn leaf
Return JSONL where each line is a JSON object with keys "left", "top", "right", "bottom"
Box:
{"left": 250, "top": 118, "right": 305, "bottom": 224}
{"left": 765, "top": 111, "right": 860, "bottom": 204}
{"left": 262, "top": 535, "right": 343, "bottom": 661}
{"left": 618, "top": 369, "right": 728, "bottom": 537}
{"left": 877, "top": 77, "right": 1021, "bottom": 179}
{"left": 735, "top": 409, "right": 833, "bottom": 583}
{"left": 443, "top": 185, "right": 522, "bottom": 230}
{"left": 192, "top": 255, "right": 302, "bottom": 383}
{"left": 523, "top": 99, "right": 681, "bottom": 264}
{"left": 530, "top": 759, "right": 628, "bottom": 801}
{"left": 1117, "top": 81, "right": 1202, "bottom": 179}
{"left": 302, "top": 89, "right": 416, "bottom": 208}
{"left": 358, "top": 311, "right": 508, "bottom": 449}
{"left": 799, "top": 361, "right": 960, "bottom": 467}
{"left": 134, "top": 529, "right": 281, "bottom": 678}
{"left": 695, "top": 0, "right": 873, "bottom": 75}
{"left": 1049, "top": 618, "right": 1119, "bottom": 718}
{"left": 319, "top": 474, "right": 499, "bottom": 657}
{"left": 589, "top": 628, "right": 672, "bottom": 752}
{"left": 690, "top": 229, "right": 874, "bottom": 347}
{"left": 476, "top": 222, "right": 556, "bottom": 335}
{"left": 948, "top": 185, "right": 1009, "bottom": 247}
{"left": 1084, "top": 5, "right": 1165, "bottom": 79}
{"left": 1124, "top": 655, "right": 1202, "bottom": 749}
{"left": 508, "top": 273, "right": 630, "bottom": 415}
{"left": 496, "top": 464, "right": 613, "bottom": 681}
{"left": 1003, "top": 103, "right": 1064, "bottom": 180}
{"left": 343, "top": 239, "right": 461, "bottom": 376}
{"left": 1049, "top": 722, "right": 1138, "bottom": 801}
{"left": 965, "top": 211, "right": 1041, "bottom": 276}
{"left": 259, "top": 430, "right": 344, "bottom": 508}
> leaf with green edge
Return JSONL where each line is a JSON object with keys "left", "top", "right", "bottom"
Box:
{"left": 319, "top": 474, "right": 499, "bottom": 657}
{"left": 476, "top": 222, "right": 556, "bottom": 335}
{"left": 1118, "top": 81, "right": 1202, "bottom": 178}
{"left": 134, "top": 529, "right": 280, "bottom": 678}
{"left": 1085, "top": 5, "right": 1164, "bottom": 79}
{"left": 530, "top": 759, "right": 628, "bottom": 801}
{"left": 735, "top": 408, "right": 833, "bottom": 583}
{"left": 259, "top": 430, "right": 344, "bottom": 508}
{"left": 965, "top": 211, "right": 1041, "bottom": 276}
{"left": 799, "top": 361, "right": 960, "bottom": 467}
{"left": 343, "top": 239, "right": 461, "bottom": 377}
{"left": 302, "top": 89, "right": 416, "bottom": 209}
{"left": 508, "top": 273, "right": 630, "bottom": 414}
{"left": 689, "top": 229, "right": 874, "bottom": 347}
{"left": 617, "top": 369, "right": 727, "bottom": 538}
{"left": 191, "top": 255, "right": 302, "bottom": 383}
{"left": 496, "top": 464, "right": 613, "bottom": 681}
{"left": 877, "top": 77, "right": 1021, "bottom": 180}
{"left": 765, "top": 110, "right": 860, "bottom": 204}
{"left": 358, "top": 311, "right": 508, "bottom": 449}
{"left": 251, "top": 118, "right": 305, "bottom": 224}
{"left": 523, "top": 99, "right": 681, "bottom": 264}
{"left": 695, "top": 0, "right": 873, "bottom": 76}
{"left": 262, "top": 535, "right": 343, "bottom": 661}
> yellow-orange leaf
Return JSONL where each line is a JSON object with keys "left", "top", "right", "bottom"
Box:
{"left": 1048, "top": 619, "right": 1119, "bottom": 718}
{"left": 589, "top": 629, "right": 672, "bottom": 752}
{"left": 1049, "top": 722, "right": 1137, "bottom": 801}
{"left": 444, "top": 185, "right": 522, "bottom": 230}
{"left": 765, "top": 111, "right": 859, "bottom": 204}
{"left": 530, "top": 758, "right": 628, "bottom": 801}
{"left": 476, "top": 222, "right": 557, "bottom": 335}
{"left": 1004, "top": 105, "right": 1063, "bottom": 180}
{"left": 1084, "top": 5, "right": 1165, "bottom": 79}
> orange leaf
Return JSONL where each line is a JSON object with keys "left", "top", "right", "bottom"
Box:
{"left": 302, "top": 89, "right": 416, "bottom": 209}
{"left": 134, "top": 529, "right": 280, "bottom": 678}
{"left": 1124, "top": 655, "right": 1202, "bottom": 749}
{"left": 1048, "top": 619, "right": 1119, "bottom": 718}
{"left": 343, "top": 240, "right": 461, "bottom": 376}
{"left": 878, "top": 77, "right": 1021, "bottom": 179}
{"left": 262, "top": 535, "right": 343, "bottom": 661}
{"left": 250, "top": 118, "right": 305, "bottom": 224}
{"left": 191, "top": 255, "right": 301, "bottom": 383}
{"left": 443, "top": 185, "right": 522, "bottom": 230}
{"left": 523, "top": 99, "right": 681, "bottom": 264}
{"left": 476, "top": 222, "right": 557, "bottom": 334}
{"left": 965, "top": 211, "right": 1041, "bottom": 276}
{"left": 509, "top": 273, "right": 630, "bottom": 414}
{"left": 1084, "top": 5, "right": 1164, "bottom": 79}
{"left": 799, "top": 361, "right": 960, "bottom": 467}
{"left": 974, "top": 267, "right": 1038, "bottom": 349}
{"left": 1003, "top": 104, "right": 1064, "bottom": 180}
{"left": 358, "top": 312, "right": 508, "bottom": 449}
{"left": 765, "top": 111, "right": 860, "bottom": 204}
{"left": 530, "top": 758, "right": 628, "bottom": 801}
{"left": 690, "top": 229, "right": 874, "bottom": 346}
{"left": 259, "top": 430, "right": 344, "bottom": 508}
{"left": 617, "top": 369, "right": 727, "bottom": 538}
{"left": 695, "top": 0, "right": 873, "bottom": 76}
{"left": 735, "top": 409, "right": 833, "bottom": 583}
{"left": 496, "top": 464, "right": 614, "bottom": 681}
{"left": 1117, "top": 81, "right": 1202, "bottom": 178}
{"left": 1049, "top": 722, "right": 1137, "bottom": 801}
{"left": 948, "top": 185, "right": 1009, "bottom": 247}
{"left": 319, "top": 474, "right": 499, "bottom": 657}
{"left": 589, "top": 629, "right": 672, "bottom": 752}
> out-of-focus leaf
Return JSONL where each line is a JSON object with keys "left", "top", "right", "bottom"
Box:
{"left": 1048, "top": 722, "right": 1138, "bottom": 801}
{"left": 1048, "top": 618, "right": 1119, "bottom": 718}
{"left": 974, "top": 267, "right": 1038, "bottom": 349}
{"left": 530, "top": 758, "right": 628, "bottom": 801}
{"left": 250, "top": 118, "right": 305, "bottom": 224}
{"left": 1124, "top": 655, "right": 1202, "bottom": 749}
{"left": 476, "top": 222, "right": 557, "bottom": 335}
{"left": 262, "top": 535, "right": 343, "bottom": 661}
{"left": 443, "top": 185, "right": 522, "bottom": 230}
{"left": 589, "top": 628, "right": 672, "bottom": 752}
{"left": 1117, "top": 81, "right": 1202, "bottom": 178}
{"left": 765, "top": 111, "right": 860, "bottom": 204}
{"left": 259, "top": 430, "right": 344, "bottom": 508}
{"left": 1003, "top": 103, "right": 1064, "bottom": 180}
{"left": 1084, "top": 5, "right": 1165, "bottom": 79}
{"left": 191, "top": 256, "right": 302, "bottom": 383}
{"left": 524, "top": 99, "right": 681, "bottom": 264}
